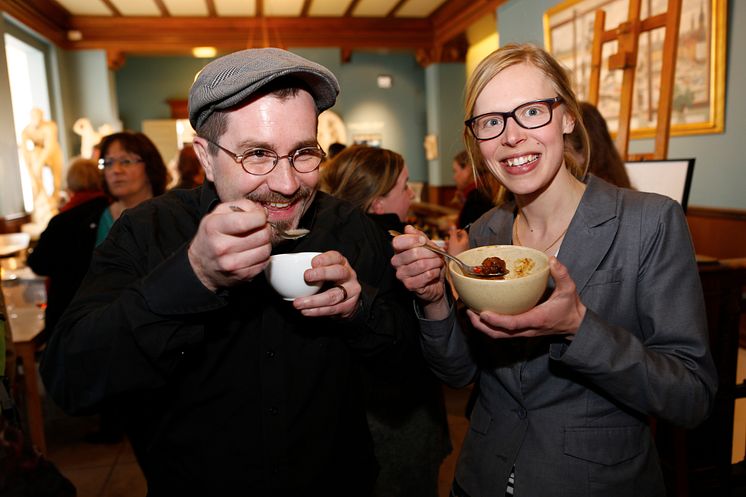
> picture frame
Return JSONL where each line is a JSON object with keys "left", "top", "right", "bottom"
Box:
{"left": 624, "top": 158, "right": 695, "bottom": 211}
{"left": 543, "top": 0, "right": 726, "bottom": 138}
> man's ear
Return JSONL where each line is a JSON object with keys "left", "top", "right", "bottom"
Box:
{"left": 192, "top": 137, "right": 215, "bottom": 182}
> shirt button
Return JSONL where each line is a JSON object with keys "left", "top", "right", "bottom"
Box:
{"left": 517, "top": 408, "right": 527, "bottom": 419}
{"left": 268, "top": 406, "right": 279, "bottom": 415}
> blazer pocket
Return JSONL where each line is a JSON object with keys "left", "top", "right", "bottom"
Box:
{"left": 584, "top": 268, "right": 622, "bottom": 287}
{"left": 563, "top": 425, "right": 644, "bottom": 466}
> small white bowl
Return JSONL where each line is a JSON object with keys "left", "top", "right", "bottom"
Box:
{"left": 264, "top": 252, "right": 323, "bottom": 301}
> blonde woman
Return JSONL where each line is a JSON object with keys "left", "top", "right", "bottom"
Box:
{"left": 390, "top": 44, "right": 716, "bottom": 497}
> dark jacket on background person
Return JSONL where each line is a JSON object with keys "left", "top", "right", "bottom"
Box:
{"left": 365, "top": 213, "right": 451, "bottom": 497}
{"left": 40, "top": 185, "right": 416, "bottom": 497}
{"left": 26, "top": 194, "right": 109, "bottom": 343}
{"left": 458, "top": 184, "right": 494, "bottom": 229}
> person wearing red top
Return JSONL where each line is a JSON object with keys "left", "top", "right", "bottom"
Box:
{"left": 27, "top": 157, "right": 109, "bottom": 344}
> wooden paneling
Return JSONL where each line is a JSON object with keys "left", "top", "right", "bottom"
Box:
{"left": 687, "top": 206, "right": 746, "bottom": 260}
{"left": 426, "top": 184, "right": 457, "bottom": 207}
{"left": 0, "top": 213, "right": 30, "bottom": 235}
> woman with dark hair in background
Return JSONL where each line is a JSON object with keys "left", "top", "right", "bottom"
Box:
{"left": 567, "top": 101, "right": 632, "bottom": 188}
{"left": 96, "top": 131, "right": 168, "bottom": 245}
{"left": 447, "top": 150, "right": 498, "bottom": 256}
{"left": 322, "top": 144, "right": 451, "bottom": 497}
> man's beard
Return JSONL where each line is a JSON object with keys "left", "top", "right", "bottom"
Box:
{"left": 247, "top": 187, "right": 315, "bottom": 244}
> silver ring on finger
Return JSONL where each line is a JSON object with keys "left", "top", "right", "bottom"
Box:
{"left": 333, "top": 284, "right": 348, "bottom": 303}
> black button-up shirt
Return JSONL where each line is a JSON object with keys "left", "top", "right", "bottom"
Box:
{"left": 40, "top": 185, "right": 417, "bottom": 496}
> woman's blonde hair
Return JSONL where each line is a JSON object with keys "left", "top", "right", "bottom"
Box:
{"left": 463, "top": 43, "right": 589, "bottom": 205}
{"left": 320, "top": 145, "right": 405, "bottom": 213}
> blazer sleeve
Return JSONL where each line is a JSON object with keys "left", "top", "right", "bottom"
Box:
{"left": 551, "top": 196, "right": 718, "bottom": 429}
{"left": 418, "top": 300, "right": 479, "bottom": 388}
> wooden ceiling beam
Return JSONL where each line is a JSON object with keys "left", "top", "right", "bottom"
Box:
{"left": 387, "top": 0, "right": 407, "bottom": 18}
{"left": 100, "top": 0, "right": 121, "bottom": 16}
{"left": 344, "top": 0, "right": 361, "bottom": 17}
{"left": 0, "top": 0, "right": 504, "bottom": 62}
{"left": 153, "top": 0, "right": 170, "bottom": 17}
{"left": 64, "top": 16, "right": 434, "bottom": 53}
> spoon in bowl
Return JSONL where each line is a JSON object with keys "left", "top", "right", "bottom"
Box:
{"left": 229, "top": 205, "right": 309, "bottom": 240}
{"left": 387, "top": 230, "right": 508, "bottom": 278}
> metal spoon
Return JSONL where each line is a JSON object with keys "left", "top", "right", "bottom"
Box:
{"left": 229, "top": 205, "right": 309, "bottom": 240}
{"left": 387, "top": 230, "right": 508, "bottom": 278}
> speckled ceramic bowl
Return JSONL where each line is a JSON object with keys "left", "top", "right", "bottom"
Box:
{"left": 448, "top": 245, "right": 550, "bottom": 315}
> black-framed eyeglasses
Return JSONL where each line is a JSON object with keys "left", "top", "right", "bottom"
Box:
{"left": 465, "top": 96, "right": 563, "bottom": 141}
{"left": 98, "top": 157, "right": 144, "bottom": 170}
{"left": 203, "top": 137, "right": 326, "bottom": 176}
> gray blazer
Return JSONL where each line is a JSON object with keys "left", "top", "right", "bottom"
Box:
{"left": 420, "top": 176, "right": 717, "bottom": 497}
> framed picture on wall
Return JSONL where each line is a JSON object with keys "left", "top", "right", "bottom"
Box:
{"left": 624, "top": 158, "right": 695, "bottom": 211}
{"left": 543, "top": 0, "right": 726, "bottom": 138}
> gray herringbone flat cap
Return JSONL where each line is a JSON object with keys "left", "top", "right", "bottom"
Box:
{"left": 189, "top": 47, "right": 340, "bottom": 130}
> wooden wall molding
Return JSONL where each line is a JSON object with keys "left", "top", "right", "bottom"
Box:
{"left": 687, "top": 206, "right": 746, "bottom": 260}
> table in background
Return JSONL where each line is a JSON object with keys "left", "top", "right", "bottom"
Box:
{"left": 1, "top": 257, "right": 47, "bottom": 455}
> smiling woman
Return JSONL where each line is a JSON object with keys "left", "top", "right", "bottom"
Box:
{"left": 389, "top": 43, "right": 717, "bottom": 497}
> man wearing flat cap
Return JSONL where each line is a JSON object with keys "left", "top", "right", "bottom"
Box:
{"left": 41, "top": 48, "right": 419, "bottom": 496}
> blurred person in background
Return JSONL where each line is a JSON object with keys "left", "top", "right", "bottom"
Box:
{"left": 172, "top": 144, "right": 205, "bottom": 190}
{"left": 322, "top": 144, "right": 450, "bottom": 497}
{"left": 95, "top": 131, "right": 168, "bottom": 245}
{"left": 566, "top": 101, "right": 631, "bottom": 188}
{"left": 27, "top": 157, "right": 109, "bottom": 344}
{"left": 327, "top": 142, "right": 346, "bottom": 159}
{"left": 447, "top": 150, "right": 498, "bottom": 256}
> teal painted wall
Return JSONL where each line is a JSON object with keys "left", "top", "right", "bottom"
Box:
{"left": 497, "top": 0, "right": 746, "bottom": 210}
{"left": 114, "top": 48, "right": 429, "bottom": 183}
{"left": 426, "top": 63, "right": 467, "bottom": 186}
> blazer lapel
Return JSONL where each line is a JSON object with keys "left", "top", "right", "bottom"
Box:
{"left": 558, "top": 177, "right": 620, "bottom": 294}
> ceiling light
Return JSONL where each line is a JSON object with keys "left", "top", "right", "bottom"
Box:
{"left": 192, "top": 47, "right": 217, "bottom": 58}
{"left": 67, "top": 30, "right": 83, "bottom": 41}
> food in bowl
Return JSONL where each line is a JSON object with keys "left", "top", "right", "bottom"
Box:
{"left": 471, "top": 256, "right": 509, "bottom": 279}
{"left": 468, "top": 256, "right": 536, "bottom": 280}
{"left": 448, "top": 245, "right": 550, "bottom": 315}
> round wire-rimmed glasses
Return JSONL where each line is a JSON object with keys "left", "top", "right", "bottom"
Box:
{"left": 465, "top": 96, "right": 563, "bottom": 141}
{"left": 203, "top": 138, "right": 326, "bottom": 176}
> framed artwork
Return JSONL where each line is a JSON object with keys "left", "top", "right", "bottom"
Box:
{"left": 543, "top": 0, "right": 726, "bottom": 137}
{"left": 624, "top": 158, "right": 695, "bottom": 211}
